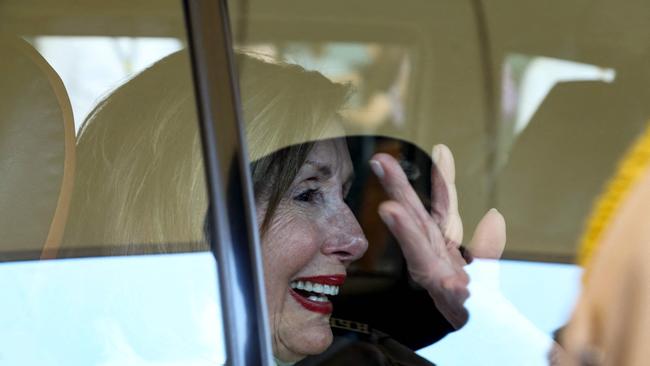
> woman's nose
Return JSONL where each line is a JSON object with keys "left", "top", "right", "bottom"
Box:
{"left": 321, "top": 205, "right": 368, "bottom": 264}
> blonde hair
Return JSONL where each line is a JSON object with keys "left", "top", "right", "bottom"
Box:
{"left": 62, "top": 51, "right": 350, "bottom": 254}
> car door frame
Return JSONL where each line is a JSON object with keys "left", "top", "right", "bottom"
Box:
{"left": 183, "top": 0, "right": 273, "bottom": 365}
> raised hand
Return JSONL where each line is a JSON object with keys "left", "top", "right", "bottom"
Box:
{"left": 369, "top": 144, "right": 506, "bottom": 329}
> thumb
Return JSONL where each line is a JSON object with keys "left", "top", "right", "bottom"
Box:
{"left": 469, "top": 208, "right": 506, "bottom": 259}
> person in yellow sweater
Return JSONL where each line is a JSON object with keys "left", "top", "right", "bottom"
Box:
{"left": 560, "top": 122, "right": 650, "bottom": 365}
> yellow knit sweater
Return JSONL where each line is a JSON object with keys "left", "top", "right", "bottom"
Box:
{"left": 578, "top": 122, "right": 650, "bottom": 271}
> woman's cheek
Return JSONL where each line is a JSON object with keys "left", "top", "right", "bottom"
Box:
{"left": 264, "top": 209, "right": 322, "bottom": 268}
{"left": 286, "top": 213, "right": 324, "bottom": 254}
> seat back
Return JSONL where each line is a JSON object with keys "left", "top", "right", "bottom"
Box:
{"left": 0, "top": 36, "right": 75, "bottom": 260}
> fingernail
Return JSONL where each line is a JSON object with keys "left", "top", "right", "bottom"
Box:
{"left": 432, "top": 144, "right": 442, "bottom": 165}
{"left": 378, "top": 210, "right": 394, "bottom": 227}
{"left": 369, "top": 160, "right": 384, "bottom": 179}
{"left": 432, "top": 144, "right": 455, "bottom": 182}
{"left": 489, "top": 208, "right": 500, "bottom": 214}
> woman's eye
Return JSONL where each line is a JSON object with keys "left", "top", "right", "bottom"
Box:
{"left": 294, "top": 188, "right": 320, "bottom": 203}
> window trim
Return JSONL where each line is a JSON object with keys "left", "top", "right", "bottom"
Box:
{"left": 183, "top": 1, "right": 273, "bottom": 365}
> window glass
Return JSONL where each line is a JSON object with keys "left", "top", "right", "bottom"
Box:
{"left": 35, "top": 36, "right": 183, "bottom": 130}
{"left": 241, "top": 42, "right": 412, "bottom": 131}
{"left": 4, "top": 0, "right": 649, "bottom": 364}
{"left": 1, "top": 1, "right": 226, "bottom": 364}
{"left": 488, "top": 0, "right": 650, "bottom": 261}
{"left": 228, "top": 0, "right": 650, "bottom": 364}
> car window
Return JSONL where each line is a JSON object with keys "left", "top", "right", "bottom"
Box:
{"left": 228, "top": 0, "right": 650, "bottom": 365}
{"left": 3, "top": 0, "right": 650, "bottom": 365}
{"left": 485, "top": 1, "right": 650, "bottom": 263}
{"left": 1, "top": 1, "right": 228, "bottom": 364}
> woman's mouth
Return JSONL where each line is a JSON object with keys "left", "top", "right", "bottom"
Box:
{"left": 288, "top": 275, "right": 345, "bottom": 315}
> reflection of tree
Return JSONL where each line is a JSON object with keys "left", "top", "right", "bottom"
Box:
{"left": 343, "top": 46, "right": 410, "bottom": 130}
{"left": 272, "top": 42, "right": 410, "bottom": 131}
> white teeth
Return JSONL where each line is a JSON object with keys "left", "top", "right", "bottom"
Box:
{"left": 290, "top": 280, "right": 340, "bottom": 296}
{"left": 307, "top": 295, "right": 328, "bottom": 302}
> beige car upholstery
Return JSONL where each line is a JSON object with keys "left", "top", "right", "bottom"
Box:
{"left": 0, "top": 36, "right": 75, "bottom": 260}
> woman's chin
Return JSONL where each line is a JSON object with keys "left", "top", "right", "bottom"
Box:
{"left": 276, "top": 322, "right": 333, "bottom": 362}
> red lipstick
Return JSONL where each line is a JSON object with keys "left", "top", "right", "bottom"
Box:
{"left": 293, "top": 274, "right": 346, "bottom": 285}
{"left": 289, "top": 274, "right": 346, "bottom": 314}
{"left": 289, "top": 289, "right": 333, "bottom": 314}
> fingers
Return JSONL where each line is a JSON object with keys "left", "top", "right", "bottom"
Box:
{"left": 382, "top": 200, "right": 470, "bottom": 329}
{"left": 370, "top": 154, "right": 434, "bottom": 232}
{"left": 438, "top": 275, "right": 470, "bottom": 328}
{"left": 469, "top": 208, "right": 506, "bottom": 259}
{"left": 375, "top": 158, "right": 472, "bottom": 329}
{"left": 378, "top": 200, "right": 454, "bottom": 280}
{"left": 459, "top": 245, "right": 474, "bottom": 264}
{"left": 428, "top": 269, "right": 470, "bottom": 329}
{"left": 431, "top": 144, "right": 463, "bottom": 247}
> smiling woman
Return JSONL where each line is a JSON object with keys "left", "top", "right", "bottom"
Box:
{"left": 62, "top": 50, "right": 364, "bottom": 362}
{"left": 62, "top": 49, "right": 505, "bottom": 365}
{"left": 259, "top": 139, "right": 368, "bottom": 361}
{"left": 63, "top": 50, "right": 351, "bottom": 251}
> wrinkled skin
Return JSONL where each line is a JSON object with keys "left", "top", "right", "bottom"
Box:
{"left": 260, "top": 139, "right": 506, "bottom": 363}
{"left": 259, "top": 139, "right": 368, "bottom": 362}
{"left": 371, "top": 144, "right": 506, "bottom": 328}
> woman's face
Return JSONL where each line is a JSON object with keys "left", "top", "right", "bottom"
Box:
{"left": 258, "top": 138, "right": 368, "bottom": 362}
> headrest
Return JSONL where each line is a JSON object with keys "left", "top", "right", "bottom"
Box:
{"left": 0, "top": 36, "right": 75, "bottom": 260}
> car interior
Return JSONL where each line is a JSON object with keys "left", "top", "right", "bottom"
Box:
{"left": 0, "top": 36, "right": 76, "bottom": 262}
{"left": 2, "top": 0, "right": 650, "bottom": 364}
